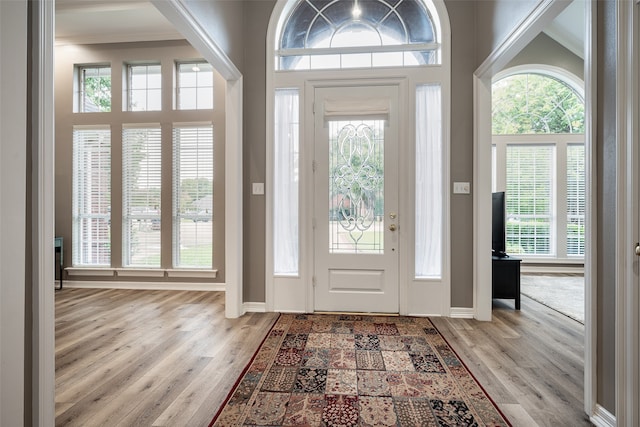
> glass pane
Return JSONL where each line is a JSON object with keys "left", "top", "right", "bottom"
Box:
{"left": 196, "top": 87, "right": 214, "bottom": 110}
{"left": 567, "top": 144, "right": 585, "bottom": 256}
{"left": 128, "top": 64, "right": 161, "bottom": 111}
{"left": 341, "top": 53, "right": 372, "bottom": 68}
{"left": 492, "top": 74, "right": 585, "bottom": 134}
{"left": 79, "top": 66, "right": 111, "bottom": 113}
{"left": 122, "top": 127, "right": 162, "bottom": 267}
{"left": 72, "top": 127, "right": 111, "bottom": 266}
{"left": 177, "top": 62, "right": 214, "bottom": 111}
{"left": 372, "top": 52, "right": 403, "bottom": 67}
{"left": 147, "top": 89, "right": 162, "bottom": 111}
{"left": 310, "top": 54, "right": 340, "bottom": 69}
{"left": 178, "top": 88, "right": 197, "bottom": 110}
{"left": 329, "top": 120, "right": 384, "bottom": 254}
{"left": 173, "top": 126, "right": 214, "bottom": 268}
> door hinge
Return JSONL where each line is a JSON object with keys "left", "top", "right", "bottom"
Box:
{"left": 312, "top": 160, "right": 317, "bottom": 172}
{"left": 312, "top": 276, "right": 317, "bottom": 287}
{"left": 312, "top": 217, "right": 316, "bottom": 229}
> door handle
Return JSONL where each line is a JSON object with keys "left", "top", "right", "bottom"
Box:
{"left": 389, "top": 224, "right": 397, "bottom": 232}
{"left": 635, "top": 243, "right": 640, "bottom": 256}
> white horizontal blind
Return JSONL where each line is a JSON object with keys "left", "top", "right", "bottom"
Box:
{"left": 72, "top": 126, "right": 111, "bottom": 266}
{"left": 127, "top": 64, "right": 161, "bottom": 111}
{"left": 172, "top": 125, "right": 214, "bottom": 268}
{"left": 177, "top": 62, "right": 214, "bottom": 110}
{"left": 122, "top": 125, "right": 162, "bottom": 267}
{"left": 566, "top": 143, "right": 585, "bottom": 256}
{"left": 506, "top": 144, "right": 554, "bottom": 256}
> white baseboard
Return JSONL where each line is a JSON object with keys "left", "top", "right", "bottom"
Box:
{"left": 450, "top": 307, "right": 475, "bottom": 318}
{"left": 62, "top": 280, "right": 225, "bottom": 292}
{"left": 244, "top": 302, "right": 266, "bottom": 312}
{"left": 590, "top": 404, "right": 615, "bottom": 427}
{"left": 520, "top": 264, "right": 584, "bottom": 275}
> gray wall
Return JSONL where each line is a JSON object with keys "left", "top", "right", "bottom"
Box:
{"left": 183, "top": 0, "right": 245, "bottom": 71}
{"left": 446, "top": 0, "right": 477, "bottom": 307}
{"left": 506, "top": 32, "right": 584, "bottom": 80}
{"left": 242, "top": 1, "right": 276, "bottom": 302}
{"left": 475, "top": 0, "right": 541, "bottom": 65}
{"left": 596, "top": 0, "right": 616, "bottom": 414}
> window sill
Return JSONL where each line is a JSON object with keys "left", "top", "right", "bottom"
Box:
{"left": 115, "top": 268, "right": 166, "bottom": 278}
{"left": 66, "top": 267, "right": 218, "bottom": 279}
{"left": 166, "top": 269, "right": 217, "bottom": 279}
{"left": 66, "top": 267, "right": 115, "bottom": 277}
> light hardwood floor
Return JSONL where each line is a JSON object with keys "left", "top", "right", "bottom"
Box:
{"left": 56, "top": 288, "right": 590, "bottom": 426}
{"left": 55, "top": 288, "right": 278, "bottom": 426}
{"left": 431, "top": 297, "right": 592, "bottom": 426}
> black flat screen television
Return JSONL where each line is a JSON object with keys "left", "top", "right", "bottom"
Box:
{"left": 492, "top": 191, "right": 507, "bottom": 257}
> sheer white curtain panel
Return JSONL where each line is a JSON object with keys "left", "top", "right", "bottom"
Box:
{"left": 274, "top": 89, "right": 300, "bottom": 274}
{"left": 415, "top": 84, "right": 443, "bottom": 277}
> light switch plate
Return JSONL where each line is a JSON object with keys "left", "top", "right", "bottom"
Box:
{"left": 453, "top": 182, "right": 470, "bottom": 194}
{"left": 252, "top": 182, "right": 265, "bottom": 195}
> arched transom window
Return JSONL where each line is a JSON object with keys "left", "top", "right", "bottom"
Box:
{"left": 276, "top": 0, "right": 441, "bottom": 70}
{"left": 492, "top": 73, "right": 585, "bottom": 135}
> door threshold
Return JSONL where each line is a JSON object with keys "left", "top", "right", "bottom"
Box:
{"left": 313, "top": 311, "right": 400, "bottom": 317}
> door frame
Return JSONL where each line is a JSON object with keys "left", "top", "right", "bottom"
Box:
{"left": 312, "top": 84, "right": 401, "bottom": 314}
{"left": 306, "top": 78, "right": 408, "bottom": 314}
{"left": 472, "top": 0, "right": 597, "bottom": 420}
{"left": 616, "top": 0, "right": 640, "bottom": 424}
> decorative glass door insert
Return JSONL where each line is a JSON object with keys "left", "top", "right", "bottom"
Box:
{"left": 329, "top": 120, "right": 385, "bottom": 254}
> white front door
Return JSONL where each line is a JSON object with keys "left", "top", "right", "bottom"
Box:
{"left": 313, "top": 85, "right": 399, "bottom": 313}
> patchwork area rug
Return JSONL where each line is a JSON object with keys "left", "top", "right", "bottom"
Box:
{"left": 211, "top": 314, "right": 510, "bottom": 426}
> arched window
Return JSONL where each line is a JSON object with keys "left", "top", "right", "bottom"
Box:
{"left": 276, "top": 0, "right": 442, "bottom": 70}
{"left": 491, "top": 68, "right": 585, "bottom": 260}
{"left": 492, "top": 72, "right": 585, "bottom": 134}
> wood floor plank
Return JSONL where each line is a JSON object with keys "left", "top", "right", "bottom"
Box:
{"left": 431, "top": 296, "right": 592, "bottom": 426}
{"left": 57, "top": 288, "right": 591, "bottom": 426}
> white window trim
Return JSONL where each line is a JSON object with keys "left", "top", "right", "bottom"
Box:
{"left": 492, "top": 134, "right": 586, "bottom": 262}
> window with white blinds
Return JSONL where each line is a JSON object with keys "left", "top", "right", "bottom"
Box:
{"left": 172, "top": 125, "right": 214, "bottom": 268}
{"left": 127, "top": 64, "right": 161, "bottom": 111}
{"left": 122, "top": 125, "right": 162, "bottom": 267}
{"left": 567, "top": 143, "right": 585, "bottom": 256}
{"left": 505, "top": 144, "right": 555, "bottom": 256}
{"left": 72, "top": 126, "right": 111, "bottom": 266}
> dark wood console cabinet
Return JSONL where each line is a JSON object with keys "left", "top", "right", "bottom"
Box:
{"left": 492, "top": 255, "right": 521, "bottom": 309}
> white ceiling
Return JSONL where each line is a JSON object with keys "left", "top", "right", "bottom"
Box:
{"left": 55, "top": 0, "right": 585, "bottom": 59}
{"left": 543, "top": 0, "right": 585, "bottom": 59}
{"left": 55, "top": 0, "right": 182, "bottom": 45}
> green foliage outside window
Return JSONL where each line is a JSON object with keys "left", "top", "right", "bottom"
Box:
{"left": 492, "top": 73, "right": 584, "bottom": 135}
{"left": 81, "top": 66, "right": 111, "bottom": 112}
